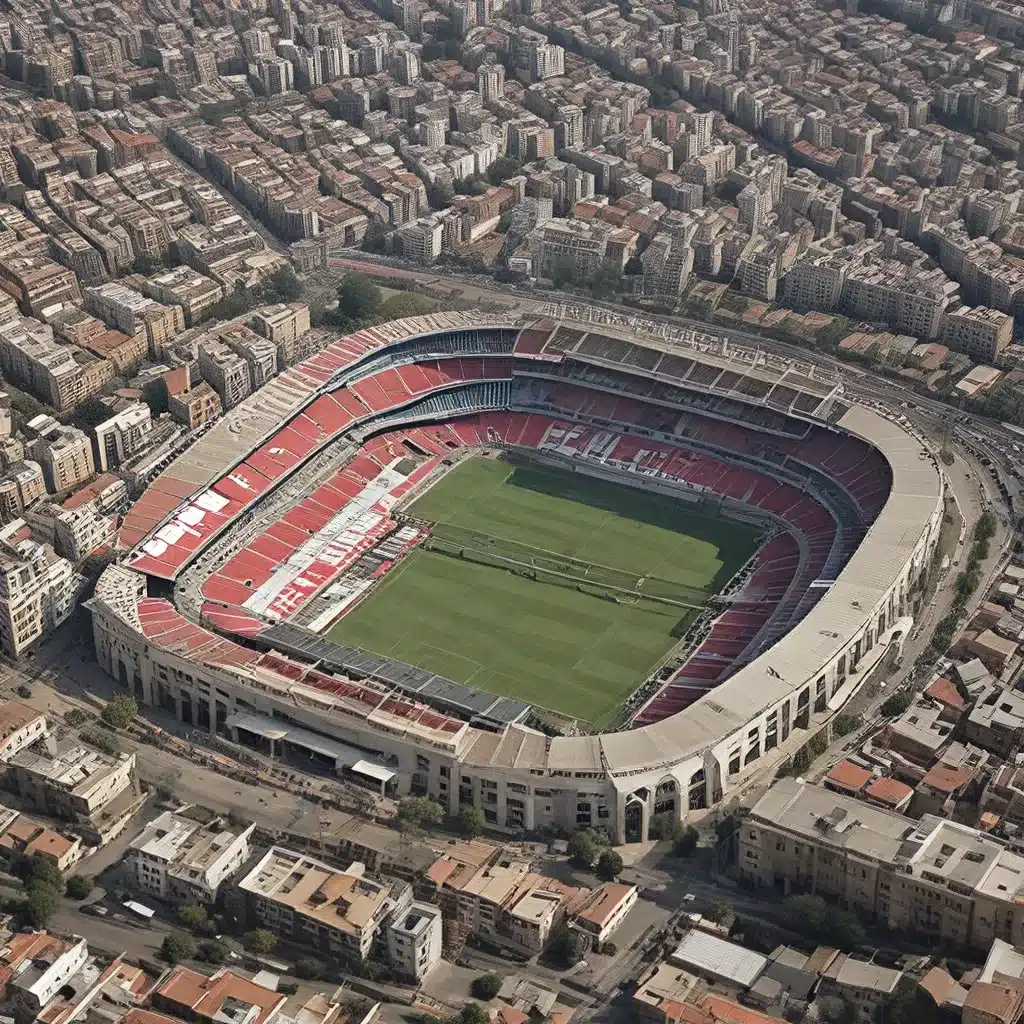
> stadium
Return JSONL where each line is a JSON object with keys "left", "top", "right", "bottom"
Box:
{"left": 90, "top": 308, "right": 945, "bottom": 843}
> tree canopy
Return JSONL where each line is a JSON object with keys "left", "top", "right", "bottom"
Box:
{"left": 595, "top": 849, "right": 623, "bottom": 882}
{"left": 337, "top": 272, "right": 382, "bottom": 323}
{"left": 567, "top": 830, "right": 599, "bottom": 869}
{"left": 454, "top": 804, "right": 485, "bottom": 838}
{"left": 397, "top": 796, "right": 444, "bottom": 833}
{"left": 243, "top": 929, "right": 277, "bottom": 954}
{"left": 101, "top": 695, "right": 137, "bottom": 730}
{"left": 162, "top": 932, "right": 198, "bottom": 964}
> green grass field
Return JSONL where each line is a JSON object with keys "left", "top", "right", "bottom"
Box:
{"left": 327, "top": 457, "right": 758, "bottom": 723}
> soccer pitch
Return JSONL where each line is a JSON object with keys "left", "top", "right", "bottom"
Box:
{"left": 327, "top": 457, "right": 759, "bottom": 724}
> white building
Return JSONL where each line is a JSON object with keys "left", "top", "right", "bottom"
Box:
{"left": 385, "top": 901, "right": 443, "bottom": 982}
{"left": 93, "top": 403, "right": 152, "bottom": 473}
{"left": 7, "top": 935, "right": 88, "bottom": 1009}
{"left": 128, "top": 808, "right": 254, "bottom": 904}
{"left": 0, "top": 701, "right": 47, "bottom": 762}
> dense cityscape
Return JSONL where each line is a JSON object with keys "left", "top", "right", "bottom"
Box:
{"left": 0, "top": 0, "right": 1021, "bottom": 1024}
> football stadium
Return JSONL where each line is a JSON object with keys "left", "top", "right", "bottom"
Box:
{"left": 91, "top": 308, "right": 945, "bottom": 843}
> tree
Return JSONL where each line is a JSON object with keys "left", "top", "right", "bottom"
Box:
{"left": 595, "top": 849, "right": 623, "bottom": 882}
{"left": 261, "top": 265, "right": 303, "bottom": 304}
{"left": 673, "top": 825, "right": 700, "bottom": 857}
{"left": 833, "top": 714, "right": 858, "bottom": 737}
{"left": 64, "top": 875, "right": 93, "bottom": 900}
{"left": 549, "top": 256, "right": 578, "bottom": 289}
{"left": 456, "top": 1006, "right": 489, "bottom": 1024}
{"left": 294, "top": 958, "right": 324, "bottom": 980}
{"left": 817, "top": 996, "right": 857, "bottom": 1024}
{"left": 133, "top": 252, "right": 163, "bottom": 275}
{"left": 18, "top": 855, "right": 63, "bottom": 889}
{"left": 162, "top": 932, "right": 198, "bottom": 964}
{"left": 101, "top": 695, "right": 137, "bottom": 730}
{"left": 397, "top": 796, "right": 444, "bottom": 833}
{"left": 178, "top": 904, "right": 209, "bottom": 930}
{"left": 880, "top": 689, "right": 913, "bottom": 717}
{"left": 243, "top": 929, "right": 277, "bottom": 955}
{"left": 567, "top": 830, "right": 599, "bottom": 869}
{"left": 470, "top": 973, "right": 502, "bottom": 1000}
{"left": 706, "top": 901, "right": 735, "bottom": 929}
{"left": 454, "top": 804, "right": 485, "bottom": 837}
{"left": 546, "top": 923, "right": 588, "bottom": 969}
{"left": 23, "top": 883, "right": 60, "bottom": 927}
{"left": 197, "top": 939, "right": 229, "bottom": 965}
{"left": 589, "top": 263, "right": 622, "bottom": 300}
{"left": 336, "top": 272, "right": 381, "bottom": 324}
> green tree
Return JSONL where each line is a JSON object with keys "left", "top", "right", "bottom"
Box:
{"left": 880, "top": 689, "right": 913, "bottom": 717}
{"left": 162, "top": 932, "right": 198, "bottom": 964}
{"left": 243, "top": 929, "right": 277, "bottom": 955}
{"left": 64, "top": 875, "right": 93, "bottom": 900}
{"left": 261, "top": 265, "right": 303, "bottom": 304}
{"left": 133, "top": 252, "right": 163, "bottom": 275}
{"left": 817, "top": 996, "right": 858, "bottom": 1024}
{"left": 336, "top": 272, "right": 381, "bottom": 324}
{"left": 294, "top": 958, "right": 324, "bottom": 980}
{"left": 23, "top": 882, "right": 60, "bottom": 927}
{"left": 673, "top": 825, "right": 700, "bottom": 857}
{"left": 197, "top": 939, "right": 229, "bottom": 964}
{"left": 589, "top": 264, "right": 622, "bottom": 300}
{"left": 567, "top": 830, "right": 599, "bottom": 869}
{"left": 454, "top": 804, "right": 485, "bottom": 837}
{"left": 546, "top": 923, "right": 588, "bottom": 969}
{"left": 101, "top": 695, "right": 137, "bottom": 730}
{"left": 595, "top": 849, "right": 623, "bottom": 882}
{"left": 470, "top": 973, "right": 502, "bottom": 1000}
{"left": 81, "top": 727, "right": 119, "bottom": 755}
{"left": 706, "top": 901, "right": 735, "bottom": 928}
{"left": 72, "top": 396, "right": 112, "bottom": 430}
{"left": 456, "top": 1006, "right": 489, "bottom": 1024}
{"left": 397, "top": 796, "right": 444, "bottom": 833}
{"left": 178, "top": 904, "right": 209, "bottom": 931}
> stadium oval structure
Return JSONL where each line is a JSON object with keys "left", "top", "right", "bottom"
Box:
{"left": 90, "top": 310, "right": 944, "bottom": 843}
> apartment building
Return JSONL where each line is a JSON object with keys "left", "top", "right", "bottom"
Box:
{"left": 250, "top": 302, "right": 311, "bottom": 366}
{"left": 219, "top": 323, "right": 278, "bottom": 388}
{"left": 198, "top": 339, "right": 252, "bottom": 410}
{"left": 84, "top": 282, "right": 184, "bottom": 357}
{"left": 0, "top": 701, "right": 47, "bottom": 762}
{"left": 941, "top": 306, "right": 1014, "bottom": 364}
{"left": 740, "top": 778, "right": 1024, "bottom": 951}
{"left": 571, "top": 882, "right": 639, "bottom": 951}
{"left": 53, "top": 504, "right": 114, "bottom": 561}
{"left": 0, "top": 933, "right": 88, "bottom": 1010}
{"left": 0, "top": 256, "right": 82, "bottom": 318}
{"left": 0, "top": 815, "right": 83, "bottom": 873}
{"left": 153, "top": 966, "right": 286, "bottom": 1024}
{"left": 28, "top": 423, "right": 95, "bottom": 493}
{"left": 0, "top": 521, "right": 80, "bottom": 656}
{"left": 385, "top": 901, "right": 443, "bottom": 982}
{"left": 128, "top": 807, "right": 254, "bottom": 905}
{"left": 83, "top": 329, "right": 147, "bottom": 374}
{"left": 396, "top": 217, "right": 444, "bottom": 265}
{"left": 0, "top": 317, "right": 113, "bottom": 411}
{"left": 144, "top": 266, "right": 224, "bottom": 325}
{"left": 167, "top": 380, "right": 222, "bottom": 430}
{"left": 236, "top": 847, "right": 411, "bottom": 963}
{"left": 8, "top": 742, "right": 141, "bottom": 843}
{"left": 93, "top": 402, "right": 152, "bottom": 473}
{"left": 538, "top": 219, "right": 610, "bottom": 280}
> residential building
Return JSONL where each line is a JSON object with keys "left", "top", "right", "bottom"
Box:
{"left": 0, "top": 702, "right": 47, "bottom": 762}
{"left": 167, "top": 381, "right": 222, "bottom": 430}
{"left": 93, "top": 403, "right": 153, "bottom": 473}
{"left": 250, "top": 303, "right": 311, "bottom": 367}
{"left": 571, "top": 882, "right": 638, "bottom": 951}
{"left": 0, "top": 933, "right": 88, "bottom": 1009}
{"left": 941, "top": 306, "right": 1013, "bottom": 364}
{"left": 83, "top": 329, "right": 147, "bottom": 374}
{"left": 8, "top": 742, "right": 142, "bottom": 844}
{"left": 144, "top": 266, "right": 224, "bottom": 326}
{"left": 0, "top": 815, "right": 83, "bottom": 873}
{"left": 740, "top": 777, "right": 1024, "bottom": 951}
{"left": 236, "top": 846, "right": 411, "bottom": 963}
{"left": 53, "top": 504, "right": 114, "bottom": 561}
{"left": 127, "top": 807, "right": 254, "bottom": 905}
{"left": 0, "top": 520, "right": 80, "bottom": 656}
{"left": 198, "top": 339, "right": 252, "bottom": 410}
{"left": 29, "top": 424, "right": 95, "bottom": 494}
{"left": 819, "top": 955, "right": 903, "bottom": 1024}
{"left": 385, "top": 901, "right": 443, "bottom": 982}
{"left": 153, "top": 967, "right": 286, "bottom": 1024}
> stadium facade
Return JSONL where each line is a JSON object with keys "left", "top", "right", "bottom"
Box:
{"left": 89, "top": 311, "right": 944, "bottom": 843}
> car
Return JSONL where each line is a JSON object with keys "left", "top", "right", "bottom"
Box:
{"left": 16, "top": 685, "right": 31, "bottom": 699}
{"left": 79, "top": 904, "right": 109, "bottom": 917}
{"left": 682, "top": 893, "right": 696, "bottom": 903}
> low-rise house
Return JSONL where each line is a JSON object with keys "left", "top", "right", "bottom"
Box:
{"left": 0, "top": 701, "right": 47, "bottom": 761}
{"left": 818, "top": 955, "right": 903, "bottom": 1024}
{"left": 571, "top": 882, "right": 638, "bottom": 951}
